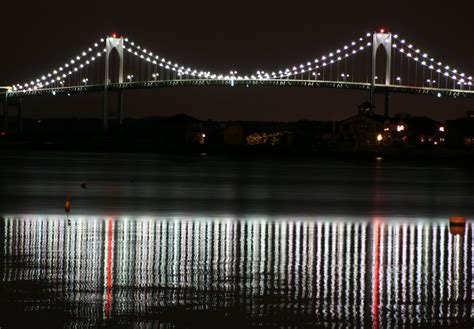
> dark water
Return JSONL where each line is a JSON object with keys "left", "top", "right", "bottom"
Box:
{"left": 0, "top": 151, "right": 473, "bottom": 328}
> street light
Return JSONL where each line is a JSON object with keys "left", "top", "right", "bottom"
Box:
{"left": 152, "top": 73, "right": 159, "bottom": 80}
{"left": 127, "top": 74, "right": 134, "bottom": 82}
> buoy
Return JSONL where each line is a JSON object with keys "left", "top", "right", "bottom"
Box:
{"left": 65, "top": 192, "right": 71, "bottom": 213}
{"left": 449, "top": 216, "right": 466, "bottom": 235}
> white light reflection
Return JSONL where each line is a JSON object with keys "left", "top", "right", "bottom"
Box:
{"left": 0, "top": 216, "right": 472, "bottom": 327}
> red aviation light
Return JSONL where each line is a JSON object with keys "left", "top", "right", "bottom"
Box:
{"left": 111, "top": 32, "right": 120, "bottom": 38}
{"left": 379, "top": 28, "right": 386, "bottom": 33}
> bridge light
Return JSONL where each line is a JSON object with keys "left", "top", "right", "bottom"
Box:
{"left": 437, "top": 92, "right": 442, "bottom": 97}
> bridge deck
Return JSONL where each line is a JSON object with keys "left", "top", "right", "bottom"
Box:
{"left": 3, "top": 79, "right": 474, "bottom": 99}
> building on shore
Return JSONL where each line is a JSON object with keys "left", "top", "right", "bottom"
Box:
{"left": 446, "top": 111, "right": 474, "bottom": 148}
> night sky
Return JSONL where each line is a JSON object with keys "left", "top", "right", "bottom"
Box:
{"left": 2, "top": 0, "right": 474, "bottom": 122}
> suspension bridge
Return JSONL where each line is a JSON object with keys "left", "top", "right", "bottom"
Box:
{"left": 1, "top": 29, "right": 473, "bottom": 132}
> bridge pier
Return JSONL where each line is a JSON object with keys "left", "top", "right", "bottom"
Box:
{"left": 18, "top": 97, "right": 22, "bottom": 133}
{"left": 3, "top": 94, "right": 8, "bottom": 133}
{"left": 384, "top": 92, "right": 390, "bottom": 118}
{"left": 103, "top": 87, "right": 108, "bottom": 132}
{"left": 118, "top": 90, "right": 123, "bottom": 127}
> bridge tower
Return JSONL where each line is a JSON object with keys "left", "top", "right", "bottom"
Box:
{"left": 103, "top": 34, "right": 124, "bottom": 131}
{"left": 371, "top": 30, "right": 392, "bottom": 117}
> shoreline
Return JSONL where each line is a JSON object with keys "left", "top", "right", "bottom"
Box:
{"left": 2, "top": 136, "right": 474, "bottom": 166}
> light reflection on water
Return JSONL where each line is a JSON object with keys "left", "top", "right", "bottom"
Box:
{"left": 1, "top": 216, "right": 473, "bottom": 328}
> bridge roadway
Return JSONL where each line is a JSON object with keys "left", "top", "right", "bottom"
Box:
{"left": 3, "top": 79, "right": 474, "bottom": 99}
